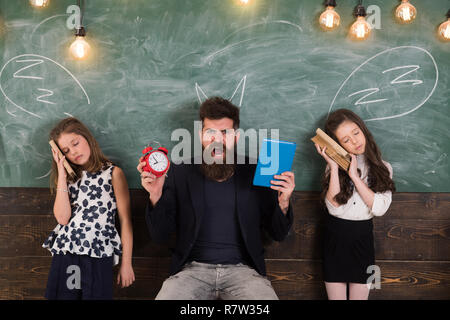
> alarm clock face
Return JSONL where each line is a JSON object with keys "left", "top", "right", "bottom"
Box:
{"left": 148, "top": 151, "right": 169, "bottom": 172}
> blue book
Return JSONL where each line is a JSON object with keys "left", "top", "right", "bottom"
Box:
{"left": 253, "top": 139, "right": 297, "bottom": 188}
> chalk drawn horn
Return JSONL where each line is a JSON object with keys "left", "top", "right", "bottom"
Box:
{"left": 195, "top": 83, "right": 208, "bottom": 104}
{"left": 229, "top": 75, "right": 247, "bottom": 107}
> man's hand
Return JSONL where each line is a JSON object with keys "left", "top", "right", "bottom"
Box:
{"left": 137, "top": 157, "right": 166, "bottom": 206}
{"left": 270, "top": 171, "right": 295, "bottom": 215}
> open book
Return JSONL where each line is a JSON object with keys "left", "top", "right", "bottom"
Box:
{"left": 311, "top": 128, "right": 351, "bottom": 171}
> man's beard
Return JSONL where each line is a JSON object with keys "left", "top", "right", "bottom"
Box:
{"left": 200, "top": 142, "right": 236, "bottom": 181}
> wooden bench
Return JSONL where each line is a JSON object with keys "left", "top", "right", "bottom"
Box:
{"left": 0, "top": 188, "right": 449, "bottom": 299}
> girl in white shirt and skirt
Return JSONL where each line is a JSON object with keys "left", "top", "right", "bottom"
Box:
{"left": 315, "top": 109, "right": 395, "bottom": 300}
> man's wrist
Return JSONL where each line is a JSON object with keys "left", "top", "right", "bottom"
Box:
{"left": 149, "top": 192, "right": 162, "bottom": 207}
{"left": 279, "top": 200, "right": 289, "bottom": 214}
{"left": 149, "top": 194, "right": 154, "bottom": 206}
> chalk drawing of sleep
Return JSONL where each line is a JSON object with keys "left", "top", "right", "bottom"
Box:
{"left": 329, "top": 46, "right": 438, "bottom": 122}
{"left": 0, "top": 54, "right": 90, "bottom": 119}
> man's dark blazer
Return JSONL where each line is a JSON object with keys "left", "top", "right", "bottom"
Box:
{"left": 145, "top": 157, "right": 294, "bottom": 276}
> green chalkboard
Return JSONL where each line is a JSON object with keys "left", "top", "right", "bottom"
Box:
{"left": 0, "top": 0, "right": 449, "bottom": 191}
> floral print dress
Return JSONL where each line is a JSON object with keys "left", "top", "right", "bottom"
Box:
{"left": 43, "top": 165, "right": 122, "bottom": 266}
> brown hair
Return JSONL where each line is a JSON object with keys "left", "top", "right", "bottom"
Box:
{"left": 49, "top": 117, "right": 112, "bottom": 192}
{"left": 199, "top": 97, "right": 240, "bottom": 129}
{"left": 321, "top": 109, "right": 395, "bottom": 205}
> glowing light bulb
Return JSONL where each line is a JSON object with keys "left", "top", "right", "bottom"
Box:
{"left": 438, "top": 18, "right": 450, "bottom": 41}
{"left": 319, "top": 6, "right": 340, "bottom": 31}
{"left": 70, "top": 36, "right": 91, "bottom": 60}
{"left": 238, "top": 0, "right": 250, "bottom": 4}
{"left": 349, "top": 16, "right": 371, "bottom": 41}
{"left": 29, "top": 0, "right": 50, "bottom": 8}
{"left": 395, "top": 0, "right": 417, "bottom": 24}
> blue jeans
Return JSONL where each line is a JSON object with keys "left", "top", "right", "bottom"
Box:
{"left": 156, "top": 261, "right": 279, "bottom": 300}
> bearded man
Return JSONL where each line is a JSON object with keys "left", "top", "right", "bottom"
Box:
{"left": 137, "top": 97, "right": 295, "bottom": 300}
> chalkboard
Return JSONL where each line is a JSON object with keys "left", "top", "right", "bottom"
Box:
{"left": 0, "top": 0, "right": 449, "bottom": 191}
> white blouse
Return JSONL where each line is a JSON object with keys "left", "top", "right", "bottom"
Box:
{"left": 324, "top": 154, "right": 393, "bottom": 221}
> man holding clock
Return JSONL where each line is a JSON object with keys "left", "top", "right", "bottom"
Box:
{"left": 137, "top": 97, "right": 295, "bottom": 300}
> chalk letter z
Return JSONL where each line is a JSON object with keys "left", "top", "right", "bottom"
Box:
{"left": 382, "top": 65, "right": 423, "bottom": 86}
{"left": 348, "top": 88, "right": 388, "bottom": 105}
{"left": 36, "top": 88, "right": 56, "bottom": 105}
{"left": 13, "top": 59, "right": 44, "bottom": 80}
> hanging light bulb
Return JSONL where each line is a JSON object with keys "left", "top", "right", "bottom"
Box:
{"left": 395, "top": 0, "right": 417, "bottom": 24}
{"left": 69, "top": 27, "right": 91, "bottom": 60}
{"left": 319, "top": 0, "right": 340, "bottom": 31}
{"left": 438, "top": 10, "right": 450, "bottom": 41}
{"left": 29, "top": 0, "right": 50, "bottom": 8}
{"left": 349, "top": 2, "right": 371, "bottom": 41}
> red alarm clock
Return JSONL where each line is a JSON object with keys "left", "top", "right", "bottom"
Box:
{"left": 141, "top": 146, "right": 170, "bottom": 177}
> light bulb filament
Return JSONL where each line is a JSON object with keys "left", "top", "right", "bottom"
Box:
{"left": 70, "top": 37, "right": 91, "bottom": 60}
{"left": 349, "top": 16, "right": 371, "bottom": 41}
{"left": 444, "top": 24, "right": 450, "bottom": 38}
{"left": 325, "top": 13, "right": 334, "bottom": 28}
{"left": 319, "top": 6, "right": 340, "bottom": 31}
{"left": 395, "top": 1, "right": 417, "bottom": 23}
{"left": 30, "top": 0, "right": 49, "bottom": 7}
{"left": 75, "top": 43, "right": 85, "bottom": 58}
{"left": 356, "top": 24, "right": 365, "bottom": 38}
{"left": 401, "top": 7, "right": 411, "bottom": 21}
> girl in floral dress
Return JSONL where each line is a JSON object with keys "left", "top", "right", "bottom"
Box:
{"left": 43, "top": 117, "right": 134, "bottom": 299}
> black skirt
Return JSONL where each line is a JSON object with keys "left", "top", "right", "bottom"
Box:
{"left": 45, "top": 252, "right": 113, "bottom": 300}
{"left": 322, "top": 214, "right": 375, "bottom": 284}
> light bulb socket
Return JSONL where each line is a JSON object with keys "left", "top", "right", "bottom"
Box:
{"left": 354, "top": 4, "right": 366, "bottom": 17}
{"left": 446, "top": 9, "right": 450, "bottom": 19}
{"left": 325, "top": 0, "right": 337, "bottom": 7}
{"left": 75, "top": 27, "right": 86, "bottom": 37}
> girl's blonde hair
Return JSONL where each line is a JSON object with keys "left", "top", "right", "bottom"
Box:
{"left": 49, "top": 117, "right": 112, "bottom": 192}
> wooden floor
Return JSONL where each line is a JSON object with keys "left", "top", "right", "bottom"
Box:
{"left": 0, "top": 188, "right": 449, "bottom": 300}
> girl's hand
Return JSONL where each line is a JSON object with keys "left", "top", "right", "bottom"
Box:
{"left": 270, "top": 171, "right": 295, "bottom": 214}
{"left": 315, "top": 144, "right": 339, "bottom": 171}
{"left": 348, "top": 154, "right": 359, "bottom": 180}
{"left": 117, "top": 263, "right": 135, "bottom": 288}
{"left": 52, "top": 149, "right": 67, "bottom": 180}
